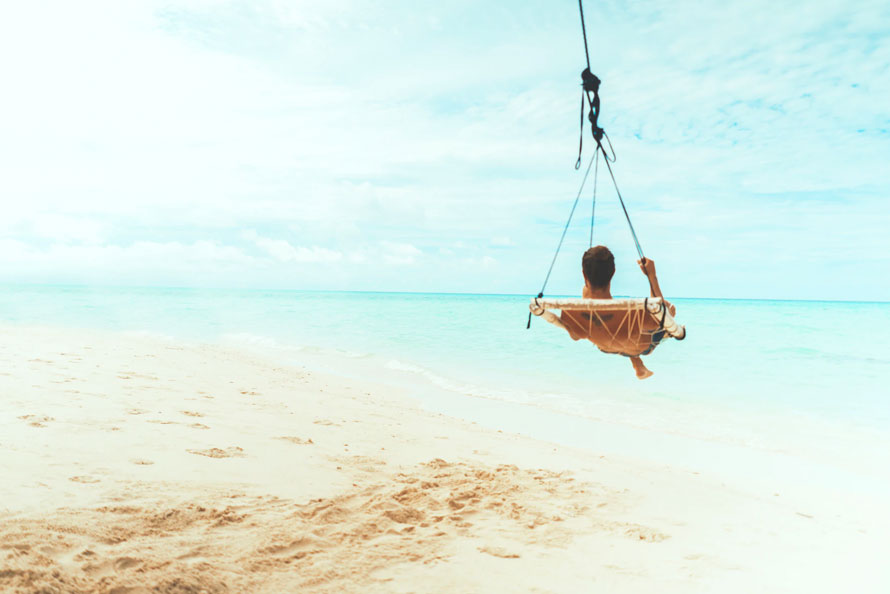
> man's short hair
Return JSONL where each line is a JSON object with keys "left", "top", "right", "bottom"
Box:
{"left": 582, "top": 246, "right": 615, "bottom": 288}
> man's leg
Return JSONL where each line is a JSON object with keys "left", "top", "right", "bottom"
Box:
{"left": 629, "top": 356, "right": 653, "bottom": 379}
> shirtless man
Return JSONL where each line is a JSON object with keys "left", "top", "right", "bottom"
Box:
{"left": 531, "top": 246, "right": 674, "bottom": 379}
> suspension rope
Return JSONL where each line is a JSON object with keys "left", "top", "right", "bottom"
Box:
{"left": 575, "top": 0, "right": 604, "bottom": 170}
{"left": 527, "top": 153, "right": 597, "bottom": 329}
{"left": 528, "top": 0, "right": 649, "bottom": 328}
{"left": 537, "top": 152, "right": 596, "bottom": 295}
{"left": 589, "top": 149, "right": 599, "bottom": 247}
{"left": 577, "top": 0, "right": 641, "bottom": 260}
{"left": 578, "top": 0, "right": 591, "bottom": 71}
{"left": 598, "top": 141, "right": 645, "bottom": 261}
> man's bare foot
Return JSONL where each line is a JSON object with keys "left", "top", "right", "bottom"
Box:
{"left": 635, "top": 367, "right": 654, "bottom": 380}
{"left": 630, "top": 356, "right": 654, "bottom": 380}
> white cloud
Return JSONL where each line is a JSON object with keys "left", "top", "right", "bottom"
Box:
{"left": 380, "top": 241, "right": 422, "bottom": 266}
{"left": 0, "top": 0, "right": 887, "bottom": 298}
{"left": 0, "top": 238, "right": 256, "bottom": 286}
{"left": 252, "top": 236, "right": 343, "bottom": 264}
{"left": 242, "top": 230, "right": 343, "bottom": 263}
{"left": 25, "top": 214, "right": 105, "bottom": 245}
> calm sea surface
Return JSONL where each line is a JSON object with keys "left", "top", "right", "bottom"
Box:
{"left": 2, "top": 285, "right": 888, "bottom": 457}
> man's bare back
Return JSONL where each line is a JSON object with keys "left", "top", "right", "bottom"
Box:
{"left": 555, "top": 247, "right": 674, "bottom": 379}
{"left": 560, "top": 305, "right": 662, "bottom": 356}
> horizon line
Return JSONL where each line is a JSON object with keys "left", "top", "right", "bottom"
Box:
{"left": 1, "top": 282, "right": 888, "bottom": 305}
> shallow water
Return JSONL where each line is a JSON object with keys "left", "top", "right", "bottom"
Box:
{"left": 2, "top": 285, "right": 888, "bottom": 465}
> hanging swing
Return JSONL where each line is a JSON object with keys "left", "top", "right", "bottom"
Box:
{"left": 527, "top": 0, "right": 686, "bottom": 345}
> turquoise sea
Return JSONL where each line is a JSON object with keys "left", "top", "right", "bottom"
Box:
{"left": 2, "top": 285, "right": 888, "bottom": 477}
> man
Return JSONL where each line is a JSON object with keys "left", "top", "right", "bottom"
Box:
{"left": 532, "top": 246, "right": 674, "bottom": 380}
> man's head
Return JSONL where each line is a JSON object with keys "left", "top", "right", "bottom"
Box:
{"left": 582, "top": 246, "right": 615, "bottom": 289}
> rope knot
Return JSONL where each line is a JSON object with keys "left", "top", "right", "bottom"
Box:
{"left": 576, "top": 67, "right": 605, "bottom": 165}
{"left": 580, "top": 67, "right": 600, "bottom": 93}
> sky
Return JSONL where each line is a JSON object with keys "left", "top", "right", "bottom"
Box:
{"left": 0, "top": 0, "right": 888, "bottom": 300}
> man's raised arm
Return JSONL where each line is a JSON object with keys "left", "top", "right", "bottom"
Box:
{"left": 638, "top": 258, "right": 676, "bottom": 316}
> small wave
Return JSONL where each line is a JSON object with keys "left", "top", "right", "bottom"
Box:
{"left": 220, "top": 333, "right": 281, "bottom": 348}
{"left": 122, "top": 330, "right": 175, "bottom": 342}
{"left": 219, "top": 333, "right": 373, "bottom": 360}
{"left": 384, "top": 359, "right": 535, "bottom": 404}
{"left": 298, "top": 345, "right": 373, "bottom": 359}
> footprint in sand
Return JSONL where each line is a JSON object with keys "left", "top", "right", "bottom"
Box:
{"left": 276, "top": 436, "right": 314, "bottom": 445}
{"left": 114, "top": 556, "right": 142, "bottom": 570}
{"left": 176, "top": 546, "right": 211, "bottom": 561}
{"left": 19, "top": 414, "right": 54, "bottom": 427}
{"left": 74, "top": 549, "right": 97, "bottom": 561}
{"left": 189, "top": 423, "right": 210, "bottom": 430}
{"left": 621, "top": 524, "right": 669, "bottom": 542}
{"left": 478, "top": 545, "right": 520, "bottom": 559}
{"left": 69, "top": 476, "right": 101, "bottom": 484}
{"left": 181, "top": 410, "right": 204, "bottom": 417}
{"left": 187, "top": 447, "right": 245, "bottom": 459}
{"left": 313, "top": 419, "right": 341, "bottom": 427}
{"left": 131, "top": 459, "right": 154, "bottom": 465}
{"left": 127, "top": 408, "right": 150, "bottom": 415}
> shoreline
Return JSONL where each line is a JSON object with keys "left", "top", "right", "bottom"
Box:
{"left": 1, "top": 325, "right": 887, "bottom": 592}
{"left": 214, "top": 326, "right": 890, "bottom": 488}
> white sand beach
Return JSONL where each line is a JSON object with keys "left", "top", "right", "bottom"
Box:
{"left": 1, "top": 326, "right": 887, "bottom": 593}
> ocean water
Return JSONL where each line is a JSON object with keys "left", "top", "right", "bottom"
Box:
{"left": 2, "top": 285, "right": 888, "bottom": 467}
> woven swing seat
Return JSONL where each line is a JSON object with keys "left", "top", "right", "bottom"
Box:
{"left": 530, "top": 296, "right": 686, "bottom": 341}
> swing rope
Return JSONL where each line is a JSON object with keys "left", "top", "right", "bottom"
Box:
{"left": 600, "top": 143, "right": 645, "bottom": 262}
{"left": 589, "top": 148, "right": 599, "bottom": 248}
{"left": 527, "top": 0, "right": 647, "bottom": 329}
{"left": 527, "top": 152, "right": 598, "bottom": 329}
{"left": 575, "top": 0, "right": 604, "bottom": 171}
